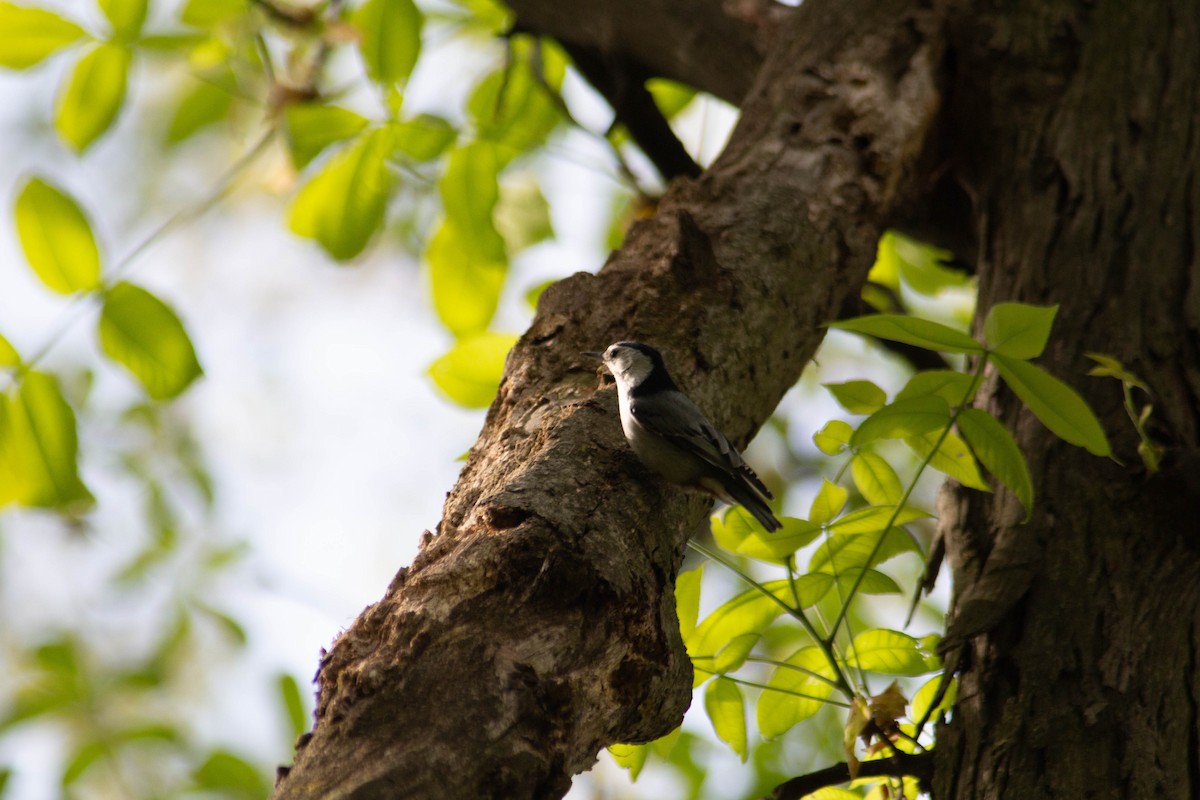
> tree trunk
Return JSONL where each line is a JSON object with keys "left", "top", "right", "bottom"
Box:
{"left": 272, "top": 0, "right": 941, "bottom": 797}
{"left": 933, "top": 1, "right": 1200, "bottom": 797}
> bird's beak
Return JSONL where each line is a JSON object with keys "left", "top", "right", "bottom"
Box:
{"left": 582, "top": 351, "right": 603, "bottom": 360}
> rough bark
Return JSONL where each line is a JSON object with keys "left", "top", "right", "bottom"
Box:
{"left": 272, "top": 0, "right": 943, "bottom": 797}
{"left": 932, "top": 1, "right": 1200, "bottom": 797}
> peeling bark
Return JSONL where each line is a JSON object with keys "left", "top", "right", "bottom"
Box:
{"left": 272, "top": 0, "right": 943, "bottom": 797}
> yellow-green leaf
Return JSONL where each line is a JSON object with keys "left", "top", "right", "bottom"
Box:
{"left": 0, "top": 1, "right": 86, "bottom": 69}
{"left": 993, "top": 354, "right": 1112, "bottom": 456}
{"left": 809, "top": 479, "right": 848, "bottom": 526}
{"left": 832, "top": 314, "right": 982, "bottom": 354}
{"left": 426, "top": 221, "right": 506, "bottom": 336}
{"left": 0, "top": 372, "right": 93, "bottom": 509}
{"left": 905, "top": 428, "right": 990, "bottom": 491}
{"left": 875, "top": 230, "right": 968, "bottom": 296}
{"left": 957, "top": 407, "right": 1034, "bottom": 516}
{"left": 813, "top": 419, "right": 853, "bottom": 455}
{"left": 895, "top": 369, "right": 980, "bottom": 405}
{"left": 283, "top": 104, "right": 369, "bottom": 169}
{"left": 711, "top": 506, "right": 819, "bottom": 562}
{"left": 495, "top": 176, "right": 554, "bottom": 255}
{"left": 467, "top": 37, "right": 565, "bottom": 163}
{"left": 0, "top": 333, "right": 19, "bottom": 367}
{"left": 426, "top": 332, "right": 516, "bottom": 408}
{"left": 675, "top": 564, "right": 703, "bottom": 641}
{"left": 846, "top": 629, "right": 936, "bottom": 676}
{"left": 391, "top": 113, "right": 455, "bottom": 162}
{"left": 757, "top": 646, "right": 837, "bottom": 738}
{"left": 99, "top": 0, "right": 148, "bottom": 39}
{"left": 288, "top": 127, "right": 395, "bottom": 261}
{"left": 354, "top": 0, "right": 422, "bottom": 86}
{"left": 166, "top": 76, "right": 234, "bottom": 144}
{"left": 607, "top": 743, "right": 650, "bottom": 781}
{"left": 824, "top": 380, "right": 887, "bottom": 414}
{"left": 983, "top": 302, "right": 1057, "bottom": 359}
{"left": 55, "top": 43, "right": 131, "bottom": 152}
{"left": 97, "top": 282, "right": 203, "bottom": 400}
{"left": 180, "top": 0, "right": 244, "bottom": 27}
{"left": 14, "top": 177, "right": 101, "bottom": 294}
{"left": 810, "top": 526, "right": 920, "bottom": 574}
{"left": 851, "top": 451, "right": 902, "bottom": 505}
{"left": 851, "top": 396, "right": 951, "bottom": 448}
{"left": 828, "top": 504, "right": 928, "bottom": 534}
{"left": 686, "top": 581, "right": 790, "bottom": 677}
{"left": 704, "top": 678, "right": 747, "bottom": 761}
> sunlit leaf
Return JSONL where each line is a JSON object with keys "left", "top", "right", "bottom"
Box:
{"left": 426, "top": 221, "right": 506, "bottom": 336}
{"left": 166, "top": 76, "right": 234, "bottom": 144}
{"left": 895, "top": 369, "right": 980, "bottom": 405}
{"left": 911, "top": 673, "right": 956, "bottom": 724}
{"left": 427, "top": 332, "right": 516, "bottom": 408}
{"left": 810, "top": 527, "right": 919, "bottom": 574}
{"left": 824, "top": 380, "right": 887, "bottom": 414}
{"left": 0, "top": 2, "right": 86, "bottom": 69}
{"left": 0, "top": 372, "right": 93, "bottom": 509}
{"left": 757, "top": 646, "right": 837, "bottom": 737}
{"left": 809, "top": 479, "right": 848, "bottom": 526}
{"left": 607, "top": 743, "right": 650, "bottom": 781}
{"left": 712, "top": 506, "right": 820, "bottom": 562}
{"left": 705, "top": 678, "right": 747, "bottom": 761}
{"left": 983, "top": 302, "right": 1057, "bottom": 359}
{"left": 196, "top": 603, "right": 247, "bottom": 646}
{"left": 0, "top": 332, "right": 19, "bottom": 367}
{"left": 905, "top": 428, "right": 989, "bottom": 491}
{"left": 180, "top": 0, "right": 244, "bottom": 28}
{"left": 467, "top": 37, "right": 565, "bottom": 163}
{"left": 277, "top": 674, "right": 308, "bottom": 740}
{"left": 288, "top": 127, "right": 395, "bottom": 261}
{"left": 957, "top": 407, "right": 1034, "bottom": 516}
{"left": 193, "top": 750, "right": 268, "bottom": 799}
{"left": 62, "top": 740, "right": 106, "bottom": 786}
{"left": 851, "top": 452, "right": 902, "bottom": 505}
{"left": 391, "top": 113, "right": 455, "bottom": 162}
{"left": 828, "top": 504, "right": 928, "bottom": 534}
{"left": 495, "top": 176, "right": 554, "bottom": 254}
{"left": 675, "top": 564, "right": 703, "bottom": 641}
{"left": 98, "top": 282, "right": 203, "bottom": 400}
{"left": 14, "top": 177, "right": 101, "bottom": 294}
{"left": 283, "top": 103, "right": 369, "bottom": 168}
{"left": 99, "top": 0, "right": 148, "bottom": 39}
{"left": 851, "top": 396, "right": 950, "bottom": 448}
{"left": 846, "top": 629, "right": 937, "bottom": 675}
{"left": 832, "top": 314, "right": 982, "bottom": 354}
{"left": 993, "top": 354, "right": 1112, "bottom": 456}
{"left": 876, "top": 230, "right": 968, "bottom": 296}
{"left": 813, "top": 419, "right": 853, "bottom": 455}
{"left": 354, "top": 0, "right": 422, "bottom": 86}
{"left": 686, "top": 580, "right": 790, "bottom": 678}
{"left": 55, "top": 43, "right": 131, "bottom": 152}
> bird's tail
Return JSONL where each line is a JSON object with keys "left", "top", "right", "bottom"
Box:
{"left": 721, "top": 469, "right": 782, "bottom": 532}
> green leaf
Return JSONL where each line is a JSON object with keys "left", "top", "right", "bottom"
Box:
{"left": 467, "top": 37, "right": 565, "bottom": 163}
{"left": 440, "top": 142, "right": 503, "bottom": 244}
{"left": 686, "top": 581, "right": 790, "bottom": 677}
{"left": 0, "top": 372, "right": 93, "bottom": 509}
{"left": 426, "top": 332, "right": 516, "bottom": 408}
{"left": 993, "top": 354, "right": 1112, "bottom": 456}
{"left": 99, "top": 0, "right": 148, "bottom": 39}
{"left": 832, "top": 314, "right": 982, "bottom": 354}
{"left": 851, "top": 451, "right": 902, "bottom": 505}
{"left": 283, "top": 103, "right": 370, "bottom": 169}
{"left": 0, "top": 2, "right": 86, "bottom": 69}
{"left": 895, "top": 369, "right": 980, "bottom": 405}
{"left": 193, "top": 750, "right": 268, "bottom": 799}
{"left": 196, "top": 603, "right": 247, "bottom": 646}
{"left": 354, "top": 0, "right": 422, "bottom": 86}
{"left": 0, "top": 333, "right": 19, "bottom": 367}
{"left": 957, "top": 407, "right": 1034, "bottom": 516}
{"left": 288, "top": 127, "right": 395, "bottom": 261}
{"left": 62, "top": 740, "right": 106, "bottom": 786}
{"left": 875, "top": 230, "right": 968, "bottom": 296}
{"left": 391, "top": 113, "right": 455, "bottom": 162}
{"left": 675, "top": 564, "right": 703, "bottom": 642}
{"left": 55, "top": 43, "right": 131, "bottom": 152}
{"left": 1085, "top": 352, "right": 1148, "bottom": 390}
{"left": 608, "top": 743, "right": 650, "bottom": 781}
{"left": 810, "top": 527, "right": 919, "bottom": 574}
{"left": 14, "top": 177, "right": 101, "bottom": 294}
{"left": 757, "top": 646, "right": 837, "bottom": 738}
{"left": 905, "top": 428, "right": 989, "bottom": 491}
{"left": 712, "top": 507, "right": 820, "bottom": 562}
{"left": 426, "top": 222, "right": 506, "bottom": 336}
{"left": 846, "top": 629, "right": 936, "bottom": 675}
{"left": 98, "top": 282, "right": 203, "bottom": 400}
{"left": 704, "top": 679, "right": 747, "bottom": 760}
{"left": 824, "top": 380, "right": 887, "bottom": 414}
{"left": 495, "top": 176, "right": 554, "bottom": 255}
{"left": 983, "top": 302, "right": 1058, "bottom": 359}
{"left": 828, "top": 504, "right": 928, "bottom": 534}
{"left": 813, "top": 419, "right": 853, "bottom": 455}
{"left": 851, "top": 396, "right": 951, "bottom": 448}
{"left": 166, "top": 76, "right": 234, "bottom": 144}
{"left": 911, "top": 673, "right": 956, "bottom": 724}
{"left": 277, "top": 674, "right": 308, "bottom": 740}
{"left": 809, "top": 479, "right": 848, "bottom": 526}
{"left": 180, "top": 0, "right": 244, "bottom": 27}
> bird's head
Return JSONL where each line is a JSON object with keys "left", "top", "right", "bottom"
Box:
{"left": 586, "top": 341, "right": 668, "bottom": 391}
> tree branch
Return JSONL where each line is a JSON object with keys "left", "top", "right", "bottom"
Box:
{"left": 769, "top": 752, "right": 934, "bottom": 800}
{"left": 273, "top": 1, "right": 945, "bottom": 797}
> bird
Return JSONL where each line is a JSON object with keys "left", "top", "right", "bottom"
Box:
{"left": 586, "top": 341, "right": 782, "bottom": 532}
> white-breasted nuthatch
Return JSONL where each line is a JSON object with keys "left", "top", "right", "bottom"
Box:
{"left": 586, "top": 341, "right": 782, "bottom": 532}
